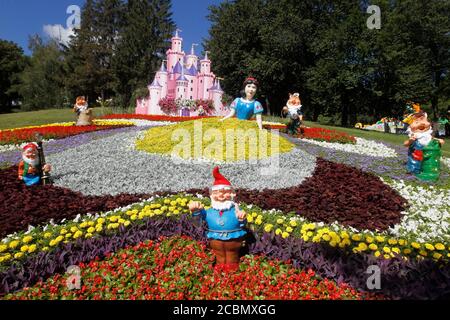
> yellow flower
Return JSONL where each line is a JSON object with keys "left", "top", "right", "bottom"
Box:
{"left": 79, "top": 222, "right": 88, "bottom": 228}
{"left": 424, "top": 243, "right": 435, "bottom": 251}
{"left": 0, "top": 253, "right": 12, "bottom": 262}
{"left": 375, "top": 236, "right": 385, "bottom": 243}
{"left": 342, "top": 239, "right": 351, "bottom": 246}
{"left": 433, "top": 253, "right": 442, "bottom": 260}
{"left": 369, "top": 244, "right": 378, "bottom": 251}
{"left": 330, "top": 241, "right": 337, "bottom": 247}
{"left": 0, "top": 245, "right": 7, "bottom": 253}
{"left": 173, "top": 210, "right": 180, "bottom": 215}
{"left": 286, "top": 227, "right": 293, "bottom": 233}
{"left": 85, "top": 233, "right": 93, "bottom": 239}
{"left": 281, "top": 232, "right": 289, "bottom": 239}
{"left": 60, "top": 229, "right": 68, "bottom": 235}
{"left": 20, "top": 245, "right": 29, "bottom": 253}
{"left": 87, "top": 221, "right": 95, "bottom": 227}
{"left": 9, "top": 240, "right": 19, "bottom": 249}
{"left": 73, "top": 231, "right": 83, "bottom": 239}
{"left": 44, "top": 232, "right": 52, "bottom": 239}
{"left": 419, "top": 250, "right": 428, "bottom": 257}
{"left": 276, "top": 218, "right": 284, "bottom": 225}
{"left": 56, "top": 236, "right": 64, "bottom": 242}
{"left": 388, "top": 239, "right": 398, "bottom": 245}
{"left": 255, "top": 219, "right": 262, "bottom": 226}
{"left": 322, "top": 234, "right": 331, "bottom": 241}
{"left": 97, "top": 218, "right": 105, "bottom": 224}
{"left": 398, "top": 239, "right": 406, "bottom": 246}
{"left": 374, "top": 251, "right": 381, "bottom": 258}
{"left": 28, "top": 244, "right": 37, "bottom": 253}
{"left": 383, "top": 247, "right": 391, "bottom": 254}
{"left": 131, "top": 214, "right": 138, "bottom": 221}
{"left": 164, "top": 199, "right": 171, "bottom": 204}
{"left": 109, "top": 216, "right": 118, "bottom": 222}
{"left": 365, "top": 236, "right": 374, "bottom": 243}
{"left": 70, "top": 226, "right": 78, "bottom": 233}
{"left": 170, "top": 201, "right": 177, "bottom": 206}
{"left": 411, "top": 242, "right": 421, "bottom": 249}
{"left": 275, "top": 228, "right": 282, "bottom": 236}
{"left": 403, "top": 248, "right": 412, "bottom": 255}
{"left": 49, "top": 240, "right": 57, "bottom": 247}
{"left": 392, "top": 247, "right": 400, "bottom": 254}
{"left": 307, "top": 231, "right": 313, "bottom": 237}
{"left": 435, "top": 243, "right": 445, "bottom": 251}
{"left": 154, "top": 209, "right": 162, "bottom": 215}
{"left": 264, "top": 224, "right": 273, "bottom": 232}
{"left": 351, "top": 234, "right": 361, "bottom": 241}
{"left": 124, "top": 221, "right": 131, "bottom": 227}
{"left": 96, "top": 225, "right": 103, "bottom": 232}
{"left": 251, "top": 212, "right": 258, "bottom": 218}
{"left": 14, "top": 252, "right": 24, "bottom": 259}
{"left": 22, "top": 236, "right": 33, "bottom": 244}
{"left": 340, "top": 231, "right": 349, "bottom": 239}
{"left": 358, "top": 243, "right": 368, "bottom": 251}
{"left": 289, "top": 220, "right": 298, "bottom": 227}
{"left": 247, "top": 216, "right": 254, "bottom": 223}
{"left": 383, "top": 254, "right": 391, "bottom": 260}
{"left": 87, "top": 227, "right": 95, "bottom": 234}
{"left": 65, "top": 233, "right": 72, "bottom": 239}
{"left": 42, "top": 247, "right": 49, "bottom": 252}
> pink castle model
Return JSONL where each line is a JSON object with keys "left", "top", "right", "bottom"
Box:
{"left": 135, "top": 30, "right": 226, "bottom": 116}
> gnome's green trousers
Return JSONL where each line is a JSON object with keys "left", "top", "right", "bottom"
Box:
{"left": 416, "top": 139, "right": 442, "bottom": 182}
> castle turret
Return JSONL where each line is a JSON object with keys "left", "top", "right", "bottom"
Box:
{"left": 148, "top": 78, "right": 162, "bottom": 114}
{"left": 167, "top": 29, "right": 185, "bottom": 75}
{"left": 186, "top": 43, "right": 199, "bottom": 69}
{"left": 175, "top": 65, "right": 189, "bottom": 100}
{"left": 155, "top": 61, "right": 168, "bottom": 99}
{"left": 198, "top": 51, "right": 214, "bottom": 100}
{"left": 210, "top": 79, "right": 225, "bottom": 115}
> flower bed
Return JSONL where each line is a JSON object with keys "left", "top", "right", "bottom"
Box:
{"left": 0, "top": 120, "right": 133, "bottom": 145}
{"left": 100, "top": 114, "right": 211, "bottom": 122}
{"left": 135, "top": 118, "right": 294, "bottom": 162}
{"left": 297, "top": 127, "right": 356, "bottom": 144}
{"left": 4, "top": 236, "right": 372, "bottom": 300}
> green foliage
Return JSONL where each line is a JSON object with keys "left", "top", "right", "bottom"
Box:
{"left": 15, "top": 36, "right": 68, "bottom": 111}
{"left": 0, "top": 40, "right": 27, "bottom": 113}
{"left": 206, "top": 0, "right": 450, "bottom": 126}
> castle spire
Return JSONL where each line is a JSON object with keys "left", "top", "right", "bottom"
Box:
{"left": 191, "top": 43, "right": 198, "bottom": 55}
{"left": 175, "top": 28, "right": 182, "bottom": 38}
{"left": 160, "top": 60, "right": 167, "bottom": 72}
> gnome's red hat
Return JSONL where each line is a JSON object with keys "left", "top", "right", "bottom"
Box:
{"left": 211, "top": 167, "right": 232, "bottom": 191}
{"left": 22, "top": 143, "right": 38, "bottom": 152}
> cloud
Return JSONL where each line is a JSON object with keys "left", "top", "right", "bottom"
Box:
{"left": 43, "top": 24, "right": 75, "bottom": 45}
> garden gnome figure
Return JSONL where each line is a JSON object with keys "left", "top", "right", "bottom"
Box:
{"left": 282, "top": 93, "right": 304, "bottom": 135}
{"left": 73, "top": 96, "right": 93, "bottom": 126}
{"left": 188, "top": 167, "right": 247, "bottom": 272}
{"left": 404, "top": 112, "right": 445, "bottom": 181}
{"left": 18, "top": 143, "right": 51, "bottom": 186}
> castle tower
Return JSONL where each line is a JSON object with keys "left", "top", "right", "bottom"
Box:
{"left": 210, "top": 79, "right": 225, "bottom": 115}
{"left": 186, "top": 44, "right": 199, "bottom": 69}
{"left": 148, "top": 78, "right": 162, "bottom": 114}
{"left": 167, "top": 29, "right": 185, "bottom": 75}
{"left": 155, "top": 61, "right": 168, "bottom": 99}
{"left": 175, "top": 65, "right": 189, "bottom": 100}
{"left": 198, "top": 51, "right": 214, "bottom": 100}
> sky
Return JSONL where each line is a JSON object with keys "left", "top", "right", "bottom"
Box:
{"left": 0, "top": 0, "right": 224, "bottom": 56}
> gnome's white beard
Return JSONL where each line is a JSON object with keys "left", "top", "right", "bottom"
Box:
{"left": 415, "top": 129, "right": 433, "bottom": 146}
{"left": 22, "top": 155, "right": 39, "bottom": 167}
{"left": 210, "top": 200, "right": 235, "bottom": 211}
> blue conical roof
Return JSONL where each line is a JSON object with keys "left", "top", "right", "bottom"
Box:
{"left": 172, "top": 61, "right": 183, "bottom": 74}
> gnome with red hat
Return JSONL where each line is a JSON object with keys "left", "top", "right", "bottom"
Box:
{"left": 189, "top": 167, "right": 247, "bottom": 272}
{"left": 18, "top": 143, "right": 51, "bottom": 186}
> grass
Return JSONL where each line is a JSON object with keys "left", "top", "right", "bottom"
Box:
{"left": 0, "top": 107, "right": 112, "bottom": 130}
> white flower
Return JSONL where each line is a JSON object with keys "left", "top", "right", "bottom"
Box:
{"left": 299, "top": 137, "right": 397, "bottom": 158}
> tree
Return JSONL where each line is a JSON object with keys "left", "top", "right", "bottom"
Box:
{"left": 16, "top": 36, "right": 67, "bottom": 111}
{"left": 112, "top": 0, "right": 175, "bottom": 109}
{"left": 0, "top": 40, "right": 26, "bottom": 113}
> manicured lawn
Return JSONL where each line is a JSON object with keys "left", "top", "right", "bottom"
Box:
{"left": 0, "top": 108, "right": 112, "bottom": 130}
